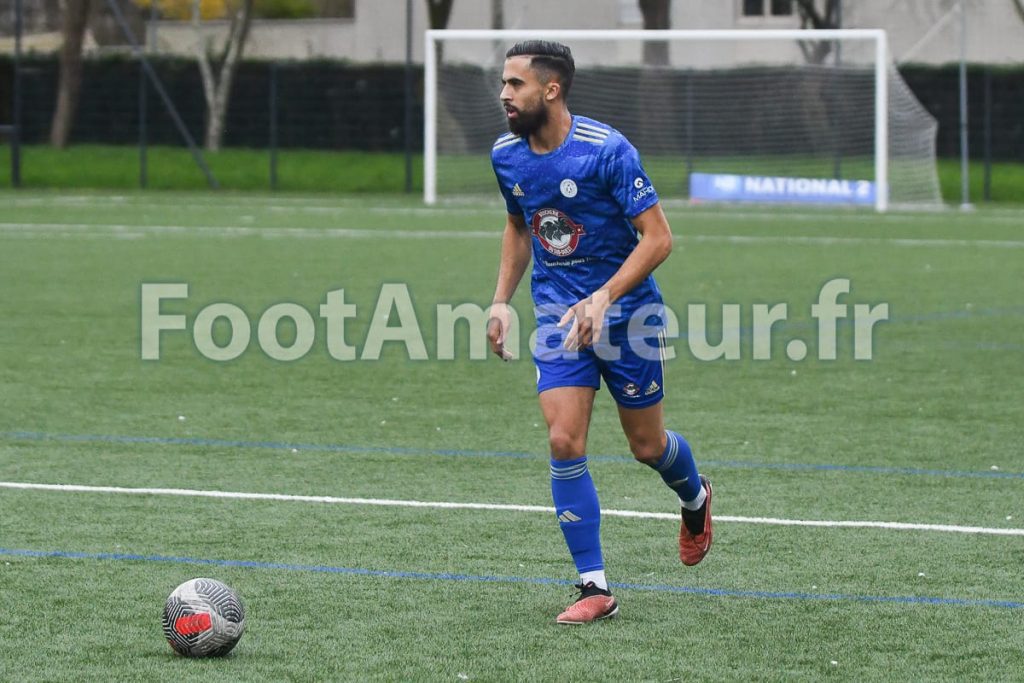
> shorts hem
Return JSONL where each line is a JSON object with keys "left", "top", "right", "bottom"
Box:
{"left": 537, "top": 381, "right": 601, "bottom": 395}
{"left": 612, "top": 392, "right": 664, "bottom": 409}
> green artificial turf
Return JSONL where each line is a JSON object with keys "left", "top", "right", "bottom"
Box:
{"left": 0, "top": 191, "right": 1022, "bottom": 681}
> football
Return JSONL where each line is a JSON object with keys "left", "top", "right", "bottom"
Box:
{"left": 162, "top": 578, "right": 246, "bottom": 657}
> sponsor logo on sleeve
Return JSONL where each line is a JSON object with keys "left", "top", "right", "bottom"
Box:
{"left": 632, "top": 176, "right": 655, "bottom": 203}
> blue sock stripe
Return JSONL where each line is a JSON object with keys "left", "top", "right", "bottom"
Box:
{"left": 550, "top": 468, "right": 588, "bottom": 480}
{"left": 656, "top": 432, "right": 678, "bottom": 472}
{"left": 550, "top": 463, "right": 589, "bottom": 479}
{"left": 550, "top": 457, "right": 589, "bottom": 480}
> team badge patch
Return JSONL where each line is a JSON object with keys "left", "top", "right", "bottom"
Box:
{"left": 560, "top": 179, "right": 578, "bottom": 198}
{"left": 531, "top": 208, "right": 585, "bottom": 257}
{"left": 622, "top": 382, "right": 641, "bottom": 398}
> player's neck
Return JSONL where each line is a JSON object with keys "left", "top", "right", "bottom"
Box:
{"left": 528, "top": 108, "right": 572, "bottom": 155}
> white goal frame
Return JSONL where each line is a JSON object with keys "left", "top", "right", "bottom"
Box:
{"left": 424, "top": 28, "right": 890, "bottom": 212}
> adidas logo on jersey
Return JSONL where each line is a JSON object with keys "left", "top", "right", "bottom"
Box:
{"left": 512, "top": 183, "right": 525, "bottom": 197}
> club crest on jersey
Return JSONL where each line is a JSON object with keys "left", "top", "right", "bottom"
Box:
{"left": 532, "top": 208, "right": 585, "bottom": 257}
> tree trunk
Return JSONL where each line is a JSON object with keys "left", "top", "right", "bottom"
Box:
{"left": 195, "top": 0, "right": 254, "bottom": 151}
{"left": 426, "top": 0, "right": 455, "bottom": 29}
{"left": 426, "top": 0, "right": 455, "bottom": 62}
{"left": 50, "top": 0, "right": 92, "bottom": 148}
{"left": 491, "top": 0, "right": 503, "bottom": 29}
{"left": 43, "top": 0, "right": 63, "bottom": 31}
{"left": 638, "top": 0, "right": 671, "bottom": 66}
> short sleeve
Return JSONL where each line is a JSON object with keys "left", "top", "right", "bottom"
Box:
{"left": 492, "top": 155, "right": 521, "bottom": 216}
{"left": 603, "top": 137, "right": 659, "bottom": 218}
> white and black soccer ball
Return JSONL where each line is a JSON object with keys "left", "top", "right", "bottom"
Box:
{"left": 162, "top": 578, "right": 246, "bottom": 657}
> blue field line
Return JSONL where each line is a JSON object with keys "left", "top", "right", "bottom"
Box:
{"left": 1, "top": 430, "right": 532, "bottom": 459}
{"left": 4, "top": 430, "right": 1024, "bottom": 481}
{"left": 2, "top": 547, "right": 1021, "bottom": 610}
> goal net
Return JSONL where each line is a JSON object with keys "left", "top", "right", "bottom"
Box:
{"left": 424, "top": 29, "right": 942, "bottom": 211}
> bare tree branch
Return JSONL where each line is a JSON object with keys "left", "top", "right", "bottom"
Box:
{"left": 192, "top": 0, "right": 215, "bottom": 109}
{"left": 797, "top": 40, "right": 814, "bottom": 63}
{"left": 794, "top": 0, "right": 841, "bottom": 64}
{"left": 1013, "top": 0, "right": 1024, "bottom": 23}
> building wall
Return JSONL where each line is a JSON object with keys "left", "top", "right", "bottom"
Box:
{"left": 144, "top": 0, "right": 1024, "bottom": 66}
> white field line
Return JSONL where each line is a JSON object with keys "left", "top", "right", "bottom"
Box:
{"left": 0, "top": 223, "right": 497, "bottom": 240}
{"left": 7, "top": 194, "right": 1024, "bottom": 224}
{"left": 2, "top": 221, "right": 1023, "bottom": 249}
{"left": 683, "top": 234, "right": 1024, "bottom": 249}
{"left": 4, "top": 198, "right": 501, "bottom": 216}
{"left": 2, "top": 481, "right": 1021, "bottom": 537}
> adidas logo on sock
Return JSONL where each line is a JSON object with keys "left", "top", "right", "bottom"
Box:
{"left": 558, "top": 510, "right": 582, "bottom": 523}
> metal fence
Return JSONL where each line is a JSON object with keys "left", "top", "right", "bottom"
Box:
{"left": 1, "top": 54, "right": 1022, "bottom": 195}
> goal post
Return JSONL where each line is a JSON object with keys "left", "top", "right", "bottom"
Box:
{"left": 424, "top": 29, "right": 943, "bottom": 212}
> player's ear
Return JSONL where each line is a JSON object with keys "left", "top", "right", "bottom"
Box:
{"left": 545, "top": 80, "right": 561, "bottom": 102}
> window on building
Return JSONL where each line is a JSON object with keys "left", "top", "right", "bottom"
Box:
{"left": 742, "top": 0, "right": 794, "bottom": 17}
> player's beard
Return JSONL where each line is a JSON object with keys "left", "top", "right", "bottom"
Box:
{"left": 506, "top": 99, "right": 548, "bottom": 137}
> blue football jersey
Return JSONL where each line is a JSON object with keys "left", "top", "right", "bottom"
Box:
{"left": 491, "top": 115, "right": 663, "bottom": 326}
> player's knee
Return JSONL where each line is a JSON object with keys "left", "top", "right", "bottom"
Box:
{"left": 548, "top": 429, "right": 585, "bottom": 460}
{"left": 628, "top": 436, "right": 663, "bottom": 465}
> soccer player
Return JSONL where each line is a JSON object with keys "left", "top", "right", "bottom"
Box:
{"left": 486, "top": 41, "right": 713, "bottom": 625}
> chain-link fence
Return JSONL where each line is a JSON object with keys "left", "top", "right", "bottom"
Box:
{"left": 1, "top": 53, "right": 1022, "bottom": 195}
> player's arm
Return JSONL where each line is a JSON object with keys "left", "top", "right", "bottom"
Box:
{"left": 599, "top": 202, "right": 673, "bottom": 303}
{"left": 488, "top": 212, "right": 531, "bottom": 360}
{"left": 560, "top": 203, "right": 673, "bottom": 351}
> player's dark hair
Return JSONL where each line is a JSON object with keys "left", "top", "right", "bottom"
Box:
{"left": 505, "top": 40, "right": 575, "bottom": 99}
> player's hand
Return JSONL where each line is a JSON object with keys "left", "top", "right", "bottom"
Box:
{"left": 487, "top": 302, "right": 514, "bottom": 361}
{"left": 558, "top": 289, "right": 611, "bottom": 352}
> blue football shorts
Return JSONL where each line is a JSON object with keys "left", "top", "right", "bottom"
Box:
{"left": 533, "top": 319, "right": 667, "bottom": 408}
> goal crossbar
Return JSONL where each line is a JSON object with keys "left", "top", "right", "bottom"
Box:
{"left": 425, "top": 29, "right": 891, "bottom": 211}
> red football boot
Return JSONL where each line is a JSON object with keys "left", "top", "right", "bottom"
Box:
{"left": 679, "top": 475, "right": 713, "bottom": 566}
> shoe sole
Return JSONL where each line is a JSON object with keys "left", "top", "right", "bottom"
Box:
{"left": 555, "top": 604, "right": 619, "bottom": 625}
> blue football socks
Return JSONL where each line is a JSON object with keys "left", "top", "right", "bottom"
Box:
{"left": 649, "top": 430, "right": 703, "bottom": 505}
{"left": 550, "top": 456, "right": 604, "bottom": 576}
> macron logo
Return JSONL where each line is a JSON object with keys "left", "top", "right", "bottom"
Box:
{"left": 558, "top": 510, "right": 582, "bottom": 523}
{"left": 512, "top": 183, "right": 525, "bottom": 197}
